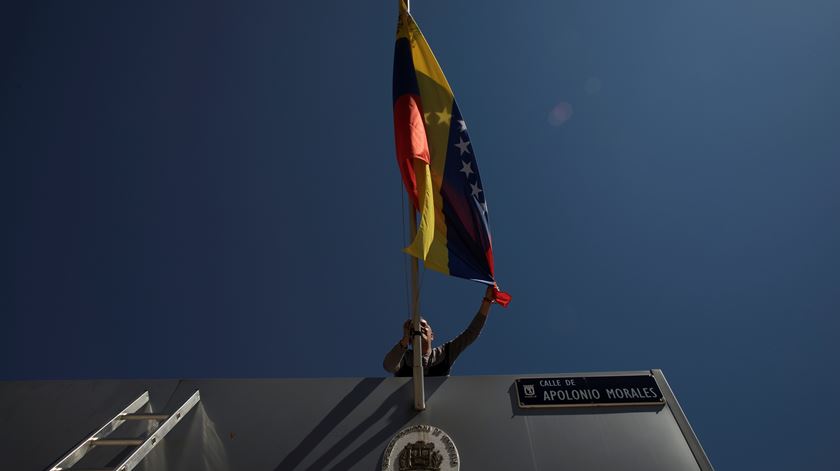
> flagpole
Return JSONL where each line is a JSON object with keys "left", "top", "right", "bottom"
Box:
{"left": 409, "top": 207, "right": 426, "bottom": 411}
{"left": 398, "top": 0, "right": 424, "bottom": 411}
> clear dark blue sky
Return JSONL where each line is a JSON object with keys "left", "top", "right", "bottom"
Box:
{"left": 3, "top": 1, "right": 839, "bottom": 469}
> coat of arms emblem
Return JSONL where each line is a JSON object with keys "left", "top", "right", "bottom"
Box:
{"left": 382, "top": 425, "right": 459, "bottom": 471}
{"left": 398, "top": 440, "right": 443, "bottom": 471}
{"left": 523, "top": 384, "right": 536, "bottom": 397}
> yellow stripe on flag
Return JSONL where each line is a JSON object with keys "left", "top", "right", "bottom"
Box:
{"left": 400, "top": 11, "right": 454, "bottom": 275}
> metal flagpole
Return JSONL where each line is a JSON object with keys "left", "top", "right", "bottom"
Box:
{"left": 409, "top": 204, "right": 426, "bottom": 411}
{"left": 400, "top": 0, "right": 424, "bottom": 411}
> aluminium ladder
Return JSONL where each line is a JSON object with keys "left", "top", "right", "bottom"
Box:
{"left": 49, "top": 390, "right": 201, "bottom": 471}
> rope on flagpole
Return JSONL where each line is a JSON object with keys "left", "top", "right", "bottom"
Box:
{"left": 400, "top": 182, "right": 411, "bottom": 318}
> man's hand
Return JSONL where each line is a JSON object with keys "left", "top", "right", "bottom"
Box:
{"left": 400, "top": 319, "right": 411, "bottom": 348}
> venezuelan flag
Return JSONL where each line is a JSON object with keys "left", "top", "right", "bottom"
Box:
{"left": 392, "top": 1, "right": 508, "bottom": 304}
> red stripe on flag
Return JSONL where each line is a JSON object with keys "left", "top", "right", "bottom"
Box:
{"left": 485, "top": 247, "right": 495, "bottom": 276}
{"left": 485, "top": 248, "right": 511, "bottom": 307}
{"left": 393, "top": 94, "right": 430, "bottom": 210}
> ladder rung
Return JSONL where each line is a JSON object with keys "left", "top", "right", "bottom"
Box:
{"left": 119, "top": 413, "right": 169, "bottom": 421}
{"left": 91, "top": 437, "right": 144, "bottom": 447}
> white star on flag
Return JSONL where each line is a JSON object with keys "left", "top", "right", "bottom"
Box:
{"left": 457, "top": 120, "right": 467, "bottom": 132}
{"left": 459, "top": 160, "right": 474, "bottom": 178}
{"left": 455, "top": 137, "right": 471, "bottom": 155}
{"left": 470, "top": 182, "right": 483, "bottom": 198}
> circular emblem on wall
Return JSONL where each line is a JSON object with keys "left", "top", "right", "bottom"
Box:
{"left": 382, "top": 424, "right": 459, "bottom": 471}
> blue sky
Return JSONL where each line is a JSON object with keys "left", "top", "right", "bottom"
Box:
{"left": 3, "top": 1, "right": 839, "bottom": 469}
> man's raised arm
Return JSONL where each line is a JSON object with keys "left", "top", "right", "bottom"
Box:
{"left": 447, "top": 286, "right": 495, "bottom": 360}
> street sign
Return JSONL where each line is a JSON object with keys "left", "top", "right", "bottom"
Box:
{"left": 515, "top": 375, "right": 665, "bottom": 408}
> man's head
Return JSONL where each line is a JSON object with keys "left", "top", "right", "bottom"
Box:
{"left": 402, "top": 317, "right": 435, "bottom": 355}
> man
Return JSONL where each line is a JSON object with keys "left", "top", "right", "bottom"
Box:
{"left": 383, "top": 286, "right": 496, "bottom": 376}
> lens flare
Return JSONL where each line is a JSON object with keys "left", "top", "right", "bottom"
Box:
{"left": 548, "top": 102, "right": 574, "bottom": 127}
